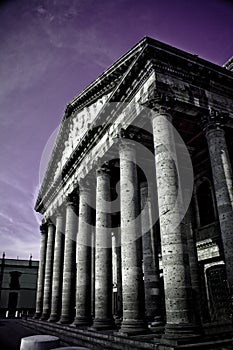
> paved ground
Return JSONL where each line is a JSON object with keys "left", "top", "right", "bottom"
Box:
{"left": 0, "top": 319, "right": 37, "bottom": 350}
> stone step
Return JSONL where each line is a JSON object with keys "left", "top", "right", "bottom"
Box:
{"left": 20, "top": 319, "right": 158, "bottom": 350}
{"left": 20, "top": 319, "right": 233, "bottom": 350}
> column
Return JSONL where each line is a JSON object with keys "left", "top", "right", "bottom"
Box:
{"left": 91, "top": 227, "right": 95, "bottom": 318}
{"left": 48, "top": 211, "right": 65, "bottom": 322}
{"left": 41, "top": 220, "right": 55, "bottom": 320}
{"left": 34, "top": 224, "right": 47, "bottom": 319}
{"left": 60, "top": 194, "right": 78, "bottom": 324}
{"left": 115, "top": 229, "right": 123, "bottom": 322}
{"left": 186, "top": 203, "right": 202, "bottom": 324}
{"left": 151, "top": 106, "right": 197, "bottom": 340}
{"left": 119, "top": 139, "right": 147, "bottom": 334}
{"left": 140, "top": 181, "right": 162, "bottom": 325}
{"left": 203, "top": 113, "right": 233, "bottom": 290}
{"left": 74, "top": 180, "right": 92, "bottom": 326}
{"left": 92, "top": 165, "right": 114, "bottom": 329}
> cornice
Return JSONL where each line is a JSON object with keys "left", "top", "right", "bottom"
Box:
{"left": 35, "top": 37, "right": 233, "bottom": 213}
{"left": 35, "top": 41, "right": 148, "bottom": 210}
{"left": 223, "top": 56, "right": 233, "bottom": 71}
{"left": 35, "top": 55, "right": 153, "bottom": 213}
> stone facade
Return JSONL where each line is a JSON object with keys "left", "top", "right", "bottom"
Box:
{"left": 34, "top": 37, "right": 233, "bottom": 348}
{"left": 0, "top": 255, "right": 39, "bottom": 317}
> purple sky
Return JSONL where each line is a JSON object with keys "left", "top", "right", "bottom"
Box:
{"left": 0, "top": 0, "right": 233, "bottom": 260}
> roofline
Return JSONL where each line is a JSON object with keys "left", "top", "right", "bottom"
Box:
{"left": 35, "top": 36, "right": 233, "bottom": 211}
{"left": 68, "top": 36, "right": 148, "bottom": 108}
{"left": 223, "top": 56, "right": 233, "bottom": 71}
{"left": 69, "top": 36, "right": 233, "bottom": 109}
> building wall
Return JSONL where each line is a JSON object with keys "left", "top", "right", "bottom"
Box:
{"left": 0, "top": 258, "right": 39, "bottom": 317}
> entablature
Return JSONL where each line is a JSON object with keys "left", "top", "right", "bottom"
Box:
{"left": 36, "top": 38, "right": 233, "bottom": 216}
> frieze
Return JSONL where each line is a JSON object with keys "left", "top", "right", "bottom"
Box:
{"left": 54, "top": 93, "right": 111, "bottom": 181}
{"left": 37, "top": 39, "right": 233, "bottom": 213}
{"left": 38, "top": 59, "right": 233, "bottom": 217}
{"left": 42, "top": 72, "right": 157, "bottom": 217}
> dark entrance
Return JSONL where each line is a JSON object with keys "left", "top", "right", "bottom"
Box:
{"left": 206, "top": 264, "right": 230, "bottom": 321}
{"left": 8, "top": 292, "right": 18, "bottom": 309}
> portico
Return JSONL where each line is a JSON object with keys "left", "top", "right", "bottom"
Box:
{"left": 34, "top": 37, "right": 233, "bottom": 348}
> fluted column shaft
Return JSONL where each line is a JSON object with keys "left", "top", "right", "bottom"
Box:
{"left": 186, "top": 204, "right": 202, "bottom": 324}
{"left": 74, "top": 182, "right": 92, "bottom": 326}
{"left": 60, "top": 196, "right": 78, "bottom": 324}
{"left": 119, "top": 139, "right": 146, "bottom": 333}
{"left": 92, "top": 166, "right": 114, "bottom": 329}
{"left": 140, "top": 181, "right": 162, "bottom": 324}
{"left": 115, "top": 231, "right": 123, "bottom": 320}
{"left": 34, "top": 224, "right": 47, "bottom": 319}
{"left": 205, "top": 125, "right": 233, "bottom": 290}
{"left": 152, "top": 108, "right": 196, "bottom": 339}
{"left": 49, "top": 212, "right": 65, "bottom": 322}
{"left": 41, "top": 221, "right": 55, "bottom": 320}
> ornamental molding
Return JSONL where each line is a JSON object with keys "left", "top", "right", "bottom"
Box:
{"left": 200, "top": 108, "right": 229, "bottom": 133}
{"left": 36, "top": 59, "right": 154, "bottom": 214}
{"left": 36, "top": 38, "right": 233, "bottom": 215}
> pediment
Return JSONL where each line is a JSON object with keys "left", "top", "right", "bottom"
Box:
{"left": 35, "top": 37, "right": 233, "bottom": 213}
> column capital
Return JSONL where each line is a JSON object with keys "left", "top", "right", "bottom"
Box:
{"left": 40, "top": 223, "right": 47, "bottom": 234}
{"left": 78, "top": 177, "right": 92, "bottom": 193}
{"left": 200, "top": 108, "right": 228, "bottom": 134}
{"left": 55, "top": 209, "right": 63, "bottom": 218}
{"left": 119, "top": 128, "right": 135, "bottom": 140}
{"left": 118, "top": 130, "right": 137, "bottom": 153}
{"left": 47, "top": 219, "right": 55, "bottom": 228}
{"left": 144, "top": 91, "right": 174, "bottom": 118}
{"left": 96, "top": 162, "right": 111, "bottom": 177}
{"left": 64, "top": 193, "right": 78, "bottom": 207}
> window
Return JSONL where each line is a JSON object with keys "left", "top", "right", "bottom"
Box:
{"left": 9, "top": 271, "right": 21, "bottom": 290}
{"left": 197, "top": 180, "right": 215, "bottom": 226}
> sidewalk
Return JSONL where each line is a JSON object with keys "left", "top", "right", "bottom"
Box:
{"left": 0, "top": 319, "right": 37, "bottom": 350}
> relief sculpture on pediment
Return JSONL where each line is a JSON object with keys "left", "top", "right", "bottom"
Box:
{"left": 54, "top": 93, "right": 110, "bottom": 181}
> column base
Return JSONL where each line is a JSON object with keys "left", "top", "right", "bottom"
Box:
{"left": 149, "top": 315, "right": 164, "bottom": 327}
{"left": 33, "top": 312, "right": 41, "bottom": 319}
{"left": 40, "top": 312, "right": 50, "bottom": 321}
{"left": 149, "top": 318, "right": 164, "bottom": 335}
{"left": 73, "top": 316, "right": 92, "bottom": 327}
{"left": 59, "top": 315, "right": 74, "bottom": 324}
{"left": 91, "top": 317, "right": 115, "bottom": 330}
{"left": 48, "top": 314, "right": 60, "bottom": 322}
{"left": 114, "top": 316, "right": 122, "bottom": 327}
{"left": 160, "top": 323, "right": 200, "bottom": 346}
{"left": 119, "top": 319, "right": 148, "bottom": 335}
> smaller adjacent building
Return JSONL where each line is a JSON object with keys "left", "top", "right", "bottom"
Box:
{"left": 0, "top": 254, "right": 39, "bottom": 317}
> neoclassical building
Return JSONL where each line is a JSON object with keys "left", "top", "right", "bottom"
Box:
{"left": 33, "top": 37, "right": 233, "bottom": 349}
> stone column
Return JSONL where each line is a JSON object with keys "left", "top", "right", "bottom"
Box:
{"left": 34, "top": 224, "right": 47, "bottom": 319}
{"left": 74, "top": 180, "right": 92, "bottom": 327}
{"left": 115, "top": 229, "right": 123, "bottom": 321}
{"left": 140, "top": 181, "right": 162, "bottom": 325}
{"left": 119, "top": 139, "right": 147, "bottom": 334}
{"left": 41, "top": 220, "right": 55, "bottom": 320}
{"left": 151, "top": 106, "right": 197, "bottom": 340}
{"left": 60, "top": 194, "right": 78, "bottom": 324}
{"left": 91, "top": 227, "right": 95, "bottom": 318}
{"left": 49, "top": 211, "right": 65, "bottom": 322}
{"left": 186, "top": 203, "right": 202, "bottom": 324}
{"left": 203, "top": 113, "right": 233, "bottom": 290}
{"left": 92, "top": 165, "right": 114, "bottom": 330}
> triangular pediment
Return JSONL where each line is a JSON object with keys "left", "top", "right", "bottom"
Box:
{"left": 35, "top": 37, "right": 233, "bottom": 213}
